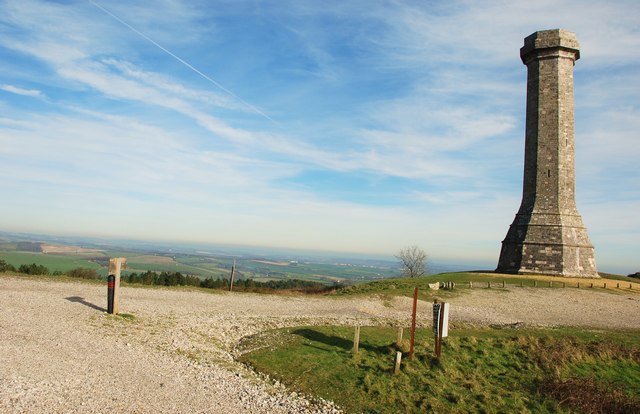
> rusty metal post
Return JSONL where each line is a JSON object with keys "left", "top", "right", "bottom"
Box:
{"left": 409, "top": 287, "right": 418, "bottom": 360}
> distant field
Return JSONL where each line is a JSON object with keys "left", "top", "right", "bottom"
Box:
{"left": 40, "top": 244, "right": 103, "bottom": 255}
{"left": 0, "top": 252, "right": 101, "bottom": 272}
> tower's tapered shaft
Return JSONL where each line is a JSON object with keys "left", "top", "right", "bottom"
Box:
{"left": 497, "top": 29, "right": 598, "bottom": 277}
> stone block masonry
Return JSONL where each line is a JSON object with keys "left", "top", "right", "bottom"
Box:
{"left": 497, "top": 29, "right": 598, "bottom": 278}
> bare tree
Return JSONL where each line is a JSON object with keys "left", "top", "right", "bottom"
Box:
{"left": 396, "top": 245, "right": 427, "bottom": 278}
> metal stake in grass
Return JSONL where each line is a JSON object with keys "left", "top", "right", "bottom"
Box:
{"left": 409, "top": 287, "right": 418, "bottom": 360}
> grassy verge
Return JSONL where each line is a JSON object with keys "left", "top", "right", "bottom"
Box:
{"left": 335, "top": 272, "right": 640, "bottom": 301}
{"left": 239, "top": 326, "right": 640, "bottom": 414}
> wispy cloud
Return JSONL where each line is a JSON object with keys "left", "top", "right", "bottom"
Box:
{"left": 0, "top": 84, "right": 44, "bottom": 98}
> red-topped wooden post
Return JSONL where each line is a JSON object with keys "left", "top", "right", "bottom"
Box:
{"left": 108, "top": 257, "right": 127, "bottom": 315}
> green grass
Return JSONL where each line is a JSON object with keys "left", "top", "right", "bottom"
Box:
{"left": 335, "top": 272, "right": 638, "bottom": 301}
{"left": 239, "top": 326, "right": 640, "bottom": 414}
{"left": 0, "top": 251, "right": 101, "bottom": 272}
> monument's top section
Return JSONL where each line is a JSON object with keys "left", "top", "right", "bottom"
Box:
{"left": 520, "top": 29, "right": 580, "bottom": 63}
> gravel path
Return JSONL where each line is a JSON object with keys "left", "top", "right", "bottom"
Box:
{"left": 1, "top": 275, "right": 639, "bottom": 413}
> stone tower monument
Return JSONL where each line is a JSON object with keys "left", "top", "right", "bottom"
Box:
{"left": 497, "top": 29, "right": 598, "bottom": 277}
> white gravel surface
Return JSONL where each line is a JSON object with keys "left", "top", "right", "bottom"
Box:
{"left": 1, "top": 275, "right": 639, "bottom": 413}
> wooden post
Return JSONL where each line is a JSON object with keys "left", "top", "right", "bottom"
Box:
{"left": 394, "top": 351, "right": 402, "bottom": 374}
{"left": 562, "top": 282, "right": 566, "bottom": 288}
{"left": 469, "top": 281, "right": 473, "bottom": 289}
{"left": 604, "top": 283, "right": 607, "bottom": 289}
{"left": 502, "top": 281, "right": 505, "bottom": 288}
{"left": 108, "top": 258, "right": 127, "bottom": 315}
{"left": 520, "top": 280, "right": 523, "bottom": 288}
{"left": 229, "top": 259, "right": 236, "bottom": 292}
{"left": 396, "top": 327, "right": 404, "bottom": 347}
{"left": 577, "top": 282, "right": 580, "bottom": 288}
{"left": 549, "top": 281, "right": 553, "bottom": 287}
{"left": 617, "top": 283, "right": 620, "bottom": 289}
{"left": 409, "top": 287, "right": 418, "bottom": 360}
{"left": 353, "top": 326, "right": 360, "bottom": 354}
{"left": 533, "top": 280, "right": 537, "bottom": 288}
{"left": 590, "top": 283, "right": 594, "bottom": 288}
{"left": 630, "top": 283, "right": 633, "bottom": 289}
{"left": 488, "top": 282, "right": 491, "bottom": 289}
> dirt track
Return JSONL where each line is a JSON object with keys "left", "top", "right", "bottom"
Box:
{"left": 1, "top": 275, "right": 639, "bottom": 413}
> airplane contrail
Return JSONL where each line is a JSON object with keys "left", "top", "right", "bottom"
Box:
{"left": 88, "top": 0, "right": 276, "bottom": 123}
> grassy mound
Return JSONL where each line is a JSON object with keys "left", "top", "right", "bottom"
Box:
{"left": 239, "top": 326, "right": 640, "bottom": 413}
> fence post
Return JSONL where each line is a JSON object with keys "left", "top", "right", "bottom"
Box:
{"left": 488, "top": 282, "right": 491, "bottom": 289}
{"left": 533, "top": 280, "right": 537, "bottom": 288}
{"left": 502, "top": 281, "right": 505, "bottom": 288}
{"left": 469, "top": 281, "right": 473, "bottom": 289}
{"left": 394, "top": 351, "right": 402, "bottom": 374}
{"left": 396, "top": 327, "right": 404, "bottom": 347}
{"left": 520, "top": 280, "right": 523, "bottom": 288}
{"left": 562, "top": 282, "right": 566, "bottom": 288}
{"left": 353, "top": 326, "right": 360, "bottom": 354}
{"left": 604, "top": 283, "right": 607, "bottom": 289}
{"left": 577, "top": 282, "right": 580, "bottom": 288}
{"left": 229, "top": 259, "right": 236, "bottom": 292}
{"left": 107, "top": 258, "right": 126, "bottom": 315}
{"left": 617, "top": 283, "right": 620, "bottom": 289}
{"left": 549, "top": 281, "right": 552, "bottom": 288}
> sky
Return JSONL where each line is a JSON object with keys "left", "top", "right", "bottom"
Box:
{"left": 0, "top": 0, "right": 638, "bottom": 274}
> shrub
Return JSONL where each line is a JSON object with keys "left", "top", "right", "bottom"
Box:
{"left": 18, "top": 263, "right": 50, "bottom": 275}
{"left": 67, "top": 267, "right": 99, "bottom": 279}
{"left": 0, "top": 259, "right": 16, "bottom": 272}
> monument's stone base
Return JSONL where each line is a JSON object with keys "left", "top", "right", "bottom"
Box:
{"left": 497, "top": 212, "right": 598, "bottom": 277}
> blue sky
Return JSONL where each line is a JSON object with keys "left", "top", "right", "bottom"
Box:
{"left": 0, "top": 0, "right": 638, "bottom": 273}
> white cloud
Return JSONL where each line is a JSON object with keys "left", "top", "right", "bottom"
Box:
{"left": 0, "top": 84, "right": 44, "bottom": 98}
